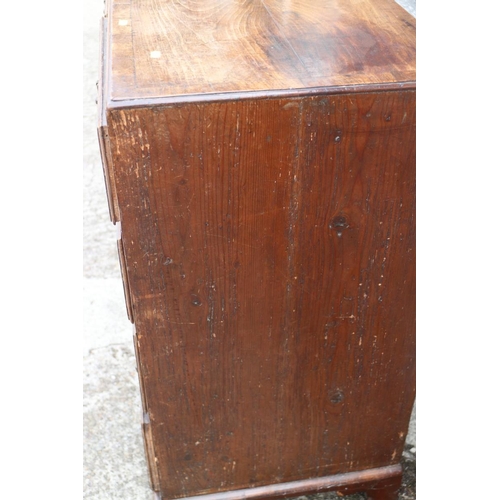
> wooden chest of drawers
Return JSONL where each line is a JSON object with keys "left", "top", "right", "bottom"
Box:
{"left": 97, "top": 1, "right": 416, "bottom": 499}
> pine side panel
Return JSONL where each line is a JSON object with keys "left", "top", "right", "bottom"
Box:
{"left": 106, "top": 90, "right": 415, "bottom": 499}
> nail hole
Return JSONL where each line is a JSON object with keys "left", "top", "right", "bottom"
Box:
{"left": 329, "top": 216, "right": 349, "bottom": 231}
{"left": 329, "top": 389, "right": 345, "bottom": 404}
{"left": 191, "top": 294, "right": 202, "bottom": 307}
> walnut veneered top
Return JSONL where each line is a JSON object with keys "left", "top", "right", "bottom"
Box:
{"left": 104, "top": 0, "right": 415, "bottom": 104}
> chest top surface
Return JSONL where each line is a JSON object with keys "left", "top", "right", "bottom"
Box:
{"left": 104, "top": 0, "right": 415, "bottom": 104}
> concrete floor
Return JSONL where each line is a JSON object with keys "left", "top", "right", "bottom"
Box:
{"left": 83, "top": 1, "right": 416, "bottom": 498}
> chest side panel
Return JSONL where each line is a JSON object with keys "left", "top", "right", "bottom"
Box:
{"left": 107, "top": 90, "right": 415, "bottom": 498}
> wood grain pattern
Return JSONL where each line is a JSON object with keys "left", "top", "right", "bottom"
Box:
{"left": 105, "top": 90, "right": 416, "bottom": 499}
{"left": 105, "top": 0, "right": 416, "bottom": 101}
{"left": 98, "top": 1, "right": 416, "bottom": 498}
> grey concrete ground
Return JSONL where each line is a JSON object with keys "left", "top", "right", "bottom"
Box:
{"left": 83, "top": 1, "right": 415, "bottom": 498}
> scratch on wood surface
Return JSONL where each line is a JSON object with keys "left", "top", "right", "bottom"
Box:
{"left": 333, "top": 314, "right": 356, "bottom": 320}
{"left": 260, "top": 0, "right": 307, "bottom": 71}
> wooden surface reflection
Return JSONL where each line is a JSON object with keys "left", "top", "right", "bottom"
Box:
{"left": 107, "top": 0, "right": 415, "bottom": 101}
